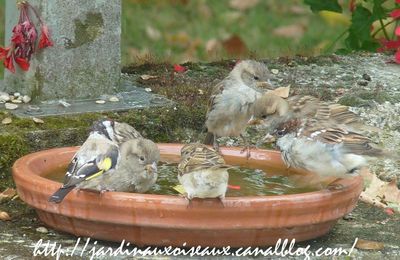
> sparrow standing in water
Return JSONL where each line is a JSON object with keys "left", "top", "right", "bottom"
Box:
{"left": 78, "top": 138, "right": 160, "bottom": 193}
{"left": 267, "top": 118, "right": 389, "bottom": 178}
{"left": 204, "top": 60, "right": 273, "bottom": 155}
{"left": 49, "top": 119, "right": 159, "bottom": 203}
{"left": 178, "top": 143, "right": 230, "bottom": 204}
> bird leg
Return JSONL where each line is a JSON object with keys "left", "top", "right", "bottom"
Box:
{"left": 239, "top": 134, "right": 254, "bottom": 159}
{"left": 179, "top": 192, "right": 193, "bottom": 209}
{"left": 213, "top": 134, "right": 220, "bottom": 153}
{"left": 218, "top": 196, "right": 225, "bottom": 208}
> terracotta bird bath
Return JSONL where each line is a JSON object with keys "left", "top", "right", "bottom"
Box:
{"left": 12, "top": 144, "right": 363, "bottom": 247}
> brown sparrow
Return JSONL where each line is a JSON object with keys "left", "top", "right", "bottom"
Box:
{"left": 253, "top": 93, "right": 379, "bottom": 134}
{"left": 267, "top": 118, "right": 389, "bottom": 178}
{"left": 204, "top": 60, "right": 273, "bottom": 153}
{"left": 178, "top": 143, "right": 230, "bottom": 202}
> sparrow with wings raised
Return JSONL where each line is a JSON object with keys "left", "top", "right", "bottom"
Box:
{"left": 178, "top": 143, "right": 230, "bottom": 203}
{"left": 253, "top": 93, "right": 374, "bottom": 133}
{"left": 48, "top": 119, "right": 157, "bottom": 203}
{"left": 204, "top": 60, "right": 273, "bottom": 154}
{"left": 268, "top": 118, "right": 389, "bottom": 178}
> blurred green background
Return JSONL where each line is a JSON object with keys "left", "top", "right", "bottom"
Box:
{"left": 0, "top": 0, "right": 353, "bottom": 68}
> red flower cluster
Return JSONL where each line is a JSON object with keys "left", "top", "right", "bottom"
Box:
{"left": 383, "top": 23, "right": 400, "bottom": 63}
{"left": 0, "top": 1, "right": 53, "bottom": 73}
{"left": 377, "top": 1, "right": 400, "bottom": 63}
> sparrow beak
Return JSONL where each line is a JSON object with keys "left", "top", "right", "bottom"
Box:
{"left": 248, "top": 118, "right": 264, "bottom": 125}
{"left": 256, "top": 80, "right": 274, "bottom": 89}
{"left": 145, "top": 162, "right": 158, "bottom": 174}
{"left": 262, "top": 133, "right": 276, "bottom": 143}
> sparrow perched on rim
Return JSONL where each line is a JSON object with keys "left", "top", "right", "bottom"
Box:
{"left": 49, "top": 119, "right": 156, "bottom": 203}
{"left": 77, "top": 138, "right": 160, "bottom": 193}
{"left": 267, "top": 118, "right": 390, "bottom": 178}
{"left": 178, "top": 143, "right": 230, "bottom": 202}
{"left": 203, "top": 60, "right": 273, "bottom": 153}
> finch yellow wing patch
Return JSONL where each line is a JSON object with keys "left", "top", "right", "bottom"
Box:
{"left": 173, "top": 184, "right": 186, "bottom": 195}
{"left": 98, "top": 157, "right": 113, "bottom": 171}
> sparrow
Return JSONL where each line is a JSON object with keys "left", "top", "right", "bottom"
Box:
{"left": 112, "top": 121, "right": 143, "bottom": 144}
{"left": 77, "top": 138, "right": 160, "bottom": 193}
{"left": 203, "top": 60, "right": 273, "bottom": 153}
{"left": 253, "top": 93, "right": 378, "bottom": 134}
{"left": 267, "top": 118, "right": 389, "bottom": 178}
{"left": 178, "top": 143, "right": 230, "bottom": 202}
{"left": 49, "top": 119, "right": 153, "bottom": 203}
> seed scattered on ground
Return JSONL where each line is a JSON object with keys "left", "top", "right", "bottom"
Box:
{"left": 0, "top": 211, "right": 11, "bottom": 221}
{"left": 36, "top": 227, "right": 48, "bottom": 233}
{"left": 2, "top": 118, "right": 12, "bottom": 125}
{"left": 32, "top": 117, "right": 44, "bottom": 124}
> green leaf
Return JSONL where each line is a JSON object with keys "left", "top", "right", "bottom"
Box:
{"left": 304, "top": 0, "right": 342, "bottom": 13}
{"left": 372, "top": 0, "right": 388, "bottom": 20}
{"left": 350, "top": 5, "right": 374, "bottom": 41}
{"left": 345, "top": 5, "right": 379, "bottom": 51}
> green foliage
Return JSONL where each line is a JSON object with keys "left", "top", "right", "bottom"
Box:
{"left": 304, "top": 0, "right": 342, "bottom": 13}
{"left": 304, "top": 0, "right": 400, "bottom": 56}
{"left": 345, "top": 5, "right": 379, "bottom": 51}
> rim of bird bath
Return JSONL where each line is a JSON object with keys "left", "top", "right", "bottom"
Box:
{"left": 12, "top": 143, "right": 363, "bottom": 247}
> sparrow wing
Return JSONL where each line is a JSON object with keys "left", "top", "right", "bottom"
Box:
{"left": 328, "top": 104, "right": 361, "bottom": 125}
{"left": 300, "top": 121, "right": 383, "bottom": 156}
{"left": 206, "top": 80, "right": 225, "bottom": 116}
{"left": 178, "top": 144, "right": 227, "bottom": 176}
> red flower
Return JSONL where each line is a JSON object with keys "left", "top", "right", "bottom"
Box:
{"left": 38, "top": 25, "right": 53, "bottom": 49}
{"left": 378, "top": 38, "right": 400, "bottom": 51}
{"left": 11, "top": 24, "right": 24, "bottom": 45}
{"left": 173, "top": 64, "right": 187, "bottom": 73}
{"left": 391, "top": 9, "right": 400, "bottom": 19}
{"left": 396, "top": 26, "right": 400, "bottom": 37}
{"left": 397, "top": 0, "right": 400, "bottom": 4}
{"left": 15, "top": 57, "right": 30, "bottom": 71}
{"left": 0, "top": 47, "right": 10, "bottom": 60}
{"left": 395, "top": 49, "right": 400, "bottom": 64}
{"left": 4, "top": 55, "right": 15, "bottom": 73}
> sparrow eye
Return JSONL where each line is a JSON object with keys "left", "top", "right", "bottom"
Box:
{"left": 276, "top": 130, "right": 285, "bottom": 137}
{"left": 261, "top": 115, "right": 267, "bottom": 119}
{"left": 253, "top": 75, "right": 260, "bottom": 80}
{"left": 139, "top": 156, "right": 145, "bottom": 162}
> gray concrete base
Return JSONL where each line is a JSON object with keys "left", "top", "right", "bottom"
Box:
{"left": 2, "top": 81, "right": 173, "bottom": 117}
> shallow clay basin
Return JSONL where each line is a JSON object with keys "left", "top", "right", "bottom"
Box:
{"left": 12, "top": 144, "right": 362, "bottom": 247}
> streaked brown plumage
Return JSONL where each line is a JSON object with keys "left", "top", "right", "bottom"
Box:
{"left": 269, "top": 117, "right": 390, "bottom": 177}
{"left": 253, "top": 93, "right": 376, "bottom": 133}
{"left": 178, "top": 143, "right": 230, "bottom": 200}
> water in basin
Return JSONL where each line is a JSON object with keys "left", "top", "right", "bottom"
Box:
{"left": 45, "top": 161, "right": 320, "bottom": 196}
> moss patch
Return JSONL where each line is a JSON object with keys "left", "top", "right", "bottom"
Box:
{"left": 66, "top": 12, "right": 104, "bottom": 49}
{"left": 0, "top": 134, "right": 30, "bottom": 189}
